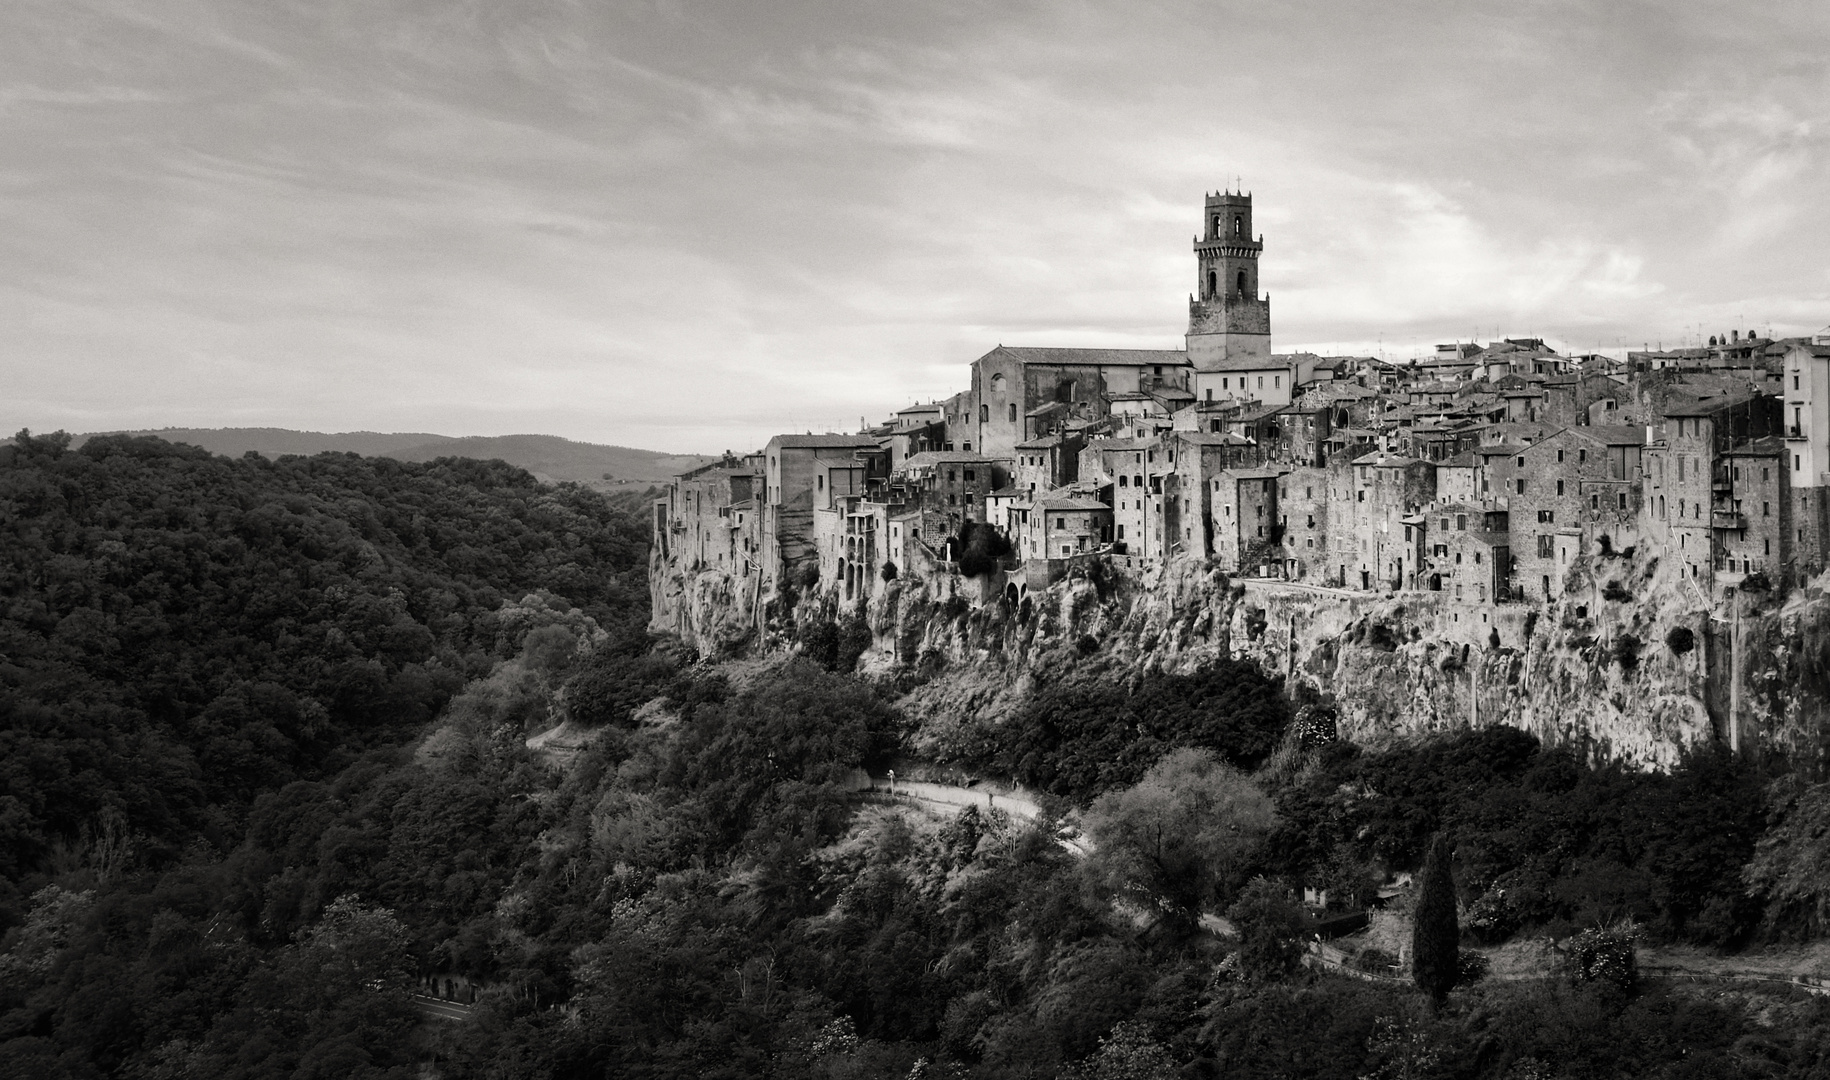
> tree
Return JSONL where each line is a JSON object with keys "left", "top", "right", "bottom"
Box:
{"left": 1226, "top": 877, "right": 1307, "bottom": 981}
{"left": 1411, "top": 833, "right": 1459, "bottom": 1001}
{"left": 1083, "top": 749, "right": 1276, "bottom": 933}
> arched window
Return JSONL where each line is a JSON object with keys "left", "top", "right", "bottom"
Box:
{"left": 1233, "top": 214, "right": 1242, "bottom": 236}
{"left": 1008, "top": 403, "right": 1017, "bottom": 423}
{"left": 990, "top": 372, "right": 1006, "bottom": 392}
{"left": 1236, "top": 270, "right": 1248, "bottom": 295}
{"left": 1206, "top": 270, "right": 1217, "bottom": 297}
{"left": 980, "top": 404, "right": 989, "bottom": 423}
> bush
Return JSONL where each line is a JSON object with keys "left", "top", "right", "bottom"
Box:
{"left": 880, "top": 560, "right": 898, "bottom": 581}
{"left": 1665, "top": 626, "right": 1695, "bottom": 655}
{"left": 952, "top": 520, "right": 1013, "bottom": 578}
{"left": 1612, "top": 634, "right": 1642, "bottom": 672}
{"left": 1602, "top": 580, "right": 1631, "bottom": 602}
{"left": 1456, "top": 950, "right": 1491, "bottom": 985}
{"left": 1566, "top": 924, "right": 1637, "bottom": 991}
{"left": 1227, "top": 877, "right": 1307, "bottom": 981}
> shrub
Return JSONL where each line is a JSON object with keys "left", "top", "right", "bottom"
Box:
{"left": 952, "top": 521, "right": 1013, "bottom": 578}
{"left": 1741, "top": 570, "right": 1772, "bottom": 593}
{"left": 1665, "top": 626, "right": 1695, "bottom": 655}
{"left": 1227, "top": 877, "right": 1307, "bottom": 981}
{"left": 1565, "top": 924, "right": 1637, "bottom": 991}
{"left": 1456, "top": 950, "right": 1491, "bottom": 985}
{"left": 1612, "top": 634, "right": 1642, "bottom": 672}
{"left": 1602, "top": 580, "right": 1632, "bottom": 602}
{"left": 880, "top": 561, "right": 897, "bottom": 582}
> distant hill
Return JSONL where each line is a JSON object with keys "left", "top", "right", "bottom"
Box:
{"left": 71, "top": 428, "right": 712, "bottom": 486}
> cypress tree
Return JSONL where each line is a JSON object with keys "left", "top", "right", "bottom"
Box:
{"left": 1411, "top": 832, "right": 1459, "bottom": 1001}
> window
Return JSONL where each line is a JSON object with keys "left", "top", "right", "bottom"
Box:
{"left": 1537, "top": 509, "right": 1554, "bottom": 523}
{"left": 1538, "top": 535, "right": 1554, "bottom": 557}
{"left": 1456, "top": 514, "right": 1466, "bottom": 530}
{"left": 817, "top": 475, "right": 824, "bottom": 490}
{"left": 1764, "top": 502, "right": 1771, "bottom": 517}
{"left": 1258, "top": 376, "right": 1265, "bottom": 390}
{"left": 1796, "top": 375, "right": 1801, "bottom": 391}
{"left": 1556, "top": 480, "right": 1565, "bottom": 495}
{"left": 1056, "top": 517, "right": 1065, "bottom": 529}
{"left": 964, "top": 469, "right": 976, "bottom": 482}
{"left": 1516, "top": 456, "right": 1524, "bottom": 468}
{"left": 947, "top": 469, "right": 956, "bottom": 482}
{"left": 1557, "top": 449, "right": 1564, "bottom": 463}
{"left": 1008, "top": 403, "right": 1017, "bottom": 422}
{"left": 1119, "top": 475, "right": 1128, "bottom": 487}
{"left": 1118, "top": 524, "right": 1125, "bottom": 539}
{"left": 1619, "top": 492, "right": 1628, "bottom": 510}
{"left": 1516, "top": 478, "right": 1526, "bottom": 495}
{"left": 1578, "top": 449, "right": 1587, "bottom": 463}
{"left": 980, "top": 404, "right": 989, "bottom": 423}
{"left": 1590, "top": 494, "right": 1599, "bottom": 510}
{"left": 1274, "top": 376, "right": 1282, "bottom": 389}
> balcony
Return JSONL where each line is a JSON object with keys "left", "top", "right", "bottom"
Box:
{"left": 1710, "top": 511, "right": 1746, "bottom": 531}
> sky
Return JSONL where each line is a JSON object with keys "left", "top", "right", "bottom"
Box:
{"left": 1, "top": 0, "right": 1826, "bottom": 454}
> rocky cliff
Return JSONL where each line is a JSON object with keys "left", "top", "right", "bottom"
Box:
{"left": 653, "top": 548, "right": 1830, "bottom": 773}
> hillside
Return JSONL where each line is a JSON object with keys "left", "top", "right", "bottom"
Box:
{"left": 73, "top": 427, "right": 712, "bottom": 485}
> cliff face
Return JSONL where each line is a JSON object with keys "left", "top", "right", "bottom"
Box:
{"left": 652, "top": 549, "right": 1830, "bottom": 772}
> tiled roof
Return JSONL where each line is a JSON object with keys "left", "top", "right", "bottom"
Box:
{"left": 769, "top": 434, "right": 882, "bottom": 449}
{"left": 989, "top": 346, "right": 1190, "bottom": 367}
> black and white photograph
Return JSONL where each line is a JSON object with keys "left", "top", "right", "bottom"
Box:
{"left": 3, "top": 2, "right": 1829, "bottom": 1077}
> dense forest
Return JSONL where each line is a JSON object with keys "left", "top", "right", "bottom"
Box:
{"left": 11, "top": 429, "right": 1830, "bottom": 1078}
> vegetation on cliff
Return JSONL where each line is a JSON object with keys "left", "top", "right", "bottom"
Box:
{"left": 11, "top": 431, "right": 1830, "bottom": 1076}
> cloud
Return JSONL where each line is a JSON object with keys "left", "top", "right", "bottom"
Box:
{"left": 0, "top": 0, "right": 1827, "bottom": 452}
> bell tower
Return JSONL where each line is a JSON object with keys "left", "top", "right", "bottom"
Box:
{"left": 1186, "top": 190, "right": 1271, "bottom": 369}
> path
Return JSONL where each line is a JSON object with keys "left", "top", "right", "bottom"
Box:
{"left": 1303, "top": 940, "right": 1830, "bottom": 997}
{"left": 859, "top": 774, "right": 1093, "bottom": 856}
{"left": 412, "top": 995, "right": 472, "bottom": 1021}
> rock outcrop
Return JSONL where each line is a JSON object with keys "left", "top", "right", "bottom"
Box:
{"left": 654, "top": 547, "right": 1830, "bottom": 772}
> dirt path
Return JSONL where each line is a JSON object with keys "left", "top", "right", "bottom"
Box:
{"left": 859, "top": 774, "right": 1093, "bottom": 856}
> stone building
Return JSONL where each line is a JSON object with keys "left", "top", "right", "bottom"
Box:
{"left": 761, "top": 434, "right": 882, "bottom": 584}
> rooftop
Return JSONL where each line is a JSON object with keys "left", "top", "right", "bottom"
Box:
{"left": 988, "top": 345, "right": 1190, "bottom": 368}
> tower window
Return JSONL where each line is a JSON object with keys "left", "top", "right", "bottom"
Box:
{"left": 1233, "top": 214, "right": 1242, "bottom": 236}
{"left": 1207, "top": 270, "right": 1217, "bottom": 297}
{"left": 1237, "top": 270, "right": 1247, "bottom": 295}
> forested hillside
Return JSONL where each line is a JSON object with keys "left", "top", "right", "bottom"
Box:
{"left": 14, "top": 429, "right": 1830, "bottom": 1078}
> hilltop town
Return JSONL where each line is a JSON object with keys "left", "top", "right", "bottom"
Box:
{"left": 652, "top": 189, "right": 1830, "bottom": 633}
